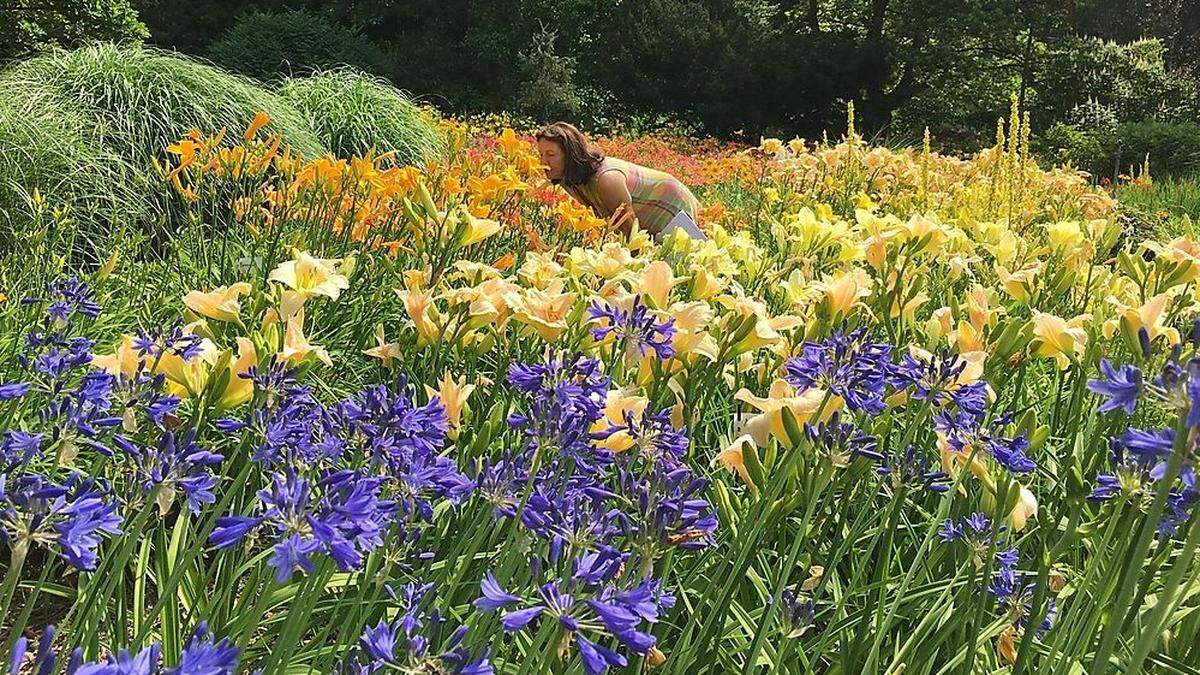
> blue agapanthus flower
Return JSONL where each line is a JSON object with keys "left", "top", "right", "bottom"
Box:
{"left": 1087, "top": 359, "right": 1143, "bottom": 415}
{"left": 210, "top": 469, "right": 397, "bottom": 582}
{"left": 934, "top": 410, "right": 1036, "bottom": 474}
{"left": 783, "top": 327, "right": 895, "bottom": 414}
{"left": 338, "top": 581, "right": 491, "bottom": 675}
{"left": 0, "top": 472, "right": 123, "bottom": 570}
{"left": 508, "top": 353, "right": 611, "bottom": 470}
{"left": 894, "top": 349, "right": 988, "bottom": 420}
{"left": 167, "top": 622, "right": 240, "bottom": 675}
{"left": 877, "top": 444, "right": 951, "bottom": 493}
{"left": 804, "top": 415, "right": 882, "bottom": 463}
{"left": 617, "top": 463, "right": 717, "bottom": 551}
{"left": 587, "top": 297, "right": 676, "bottom": 361}
{"left": 475, "top": 549, "right": 673, "bottom": 675}
{"left": 113, "top": 430, "right": 224, "bottom": 515}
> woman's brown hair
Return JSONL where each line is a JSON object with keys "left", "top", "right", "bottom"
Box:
{"left": 534, "top": 122, "right": 605, "bottom": 186}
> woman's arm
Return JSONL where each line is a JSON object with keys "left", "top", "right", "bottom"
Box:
{"left": 595, "top": 170, "right": 638, "bottom": 236}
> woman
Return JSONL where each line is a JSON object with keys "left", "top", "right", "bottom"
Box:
{"left": 535, "top": 122, "right": 704, "bottom": 240}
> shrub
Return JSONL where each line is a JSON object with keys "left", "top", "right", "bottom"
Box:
{"left": 278, "top": 69, "right": 444, "bottom": 165}
{"left": 1039, "top": 120, "right": 1200, "bottom": 179}
{"left": 0, "top": 43, "right": 328, "bottom": 243}
{"left": 207, "top": 10, "right": 393, "bottom": 82}
{"left": 0, "top": 0, "right": 147, "bottom": 63}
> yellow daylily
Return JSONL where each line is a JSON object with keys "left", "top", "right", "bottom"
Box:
{"left": 734, "top": 379, "right": 843, "bottom": 449}
{"left": 1102, "top": 293, "right": 1181, "bottom": 347}
{"left": 395, "top": 278, "right": 442, "bottom": 344}
{"left": 269, "top": 251, "right": 350, "bottom": 301}
{"left": 1030, "top": 311, "right": 1090, "bottom": 370}
{"left": 217, "top": 337, "right": 258, "bottom": 409}
{"left": 92, "top": 335, "right": 147, "bottom": 378}
{"left": 182, "top": 282, "right": 251, "bottom": 322}
{"left": 513, "top": 283, "right": 576, "bottom": 342}
{"left": 817, "top": 268, "right": 873, "bottom": 318}
{"left": 459, "top": 213, "right": 503, "bottom": 247}
{"left": 590, "top": 389, "right": 651, "bottom": 453}
{"left": 715, "top": 434, "right": 756, "bottom": 488}
{"left": 636, "top": 260, "right": 682, "bottom": 309}
{"left": 364, "top": 324, "right": 403, "bottom": 368}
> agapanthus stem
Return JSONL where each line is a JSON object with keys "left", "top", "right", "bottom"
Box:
{"left": 1089, "top": 416, "right": 1189, "bottom": 672}
{"left": 1124, "top": 509, "right": 1200, "bottom": 671}
{"left": 0, "top": 542, "right": 30, "bottom": 652}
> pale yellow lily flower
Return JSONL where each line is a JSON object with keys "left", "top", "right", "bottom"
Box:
{"left": 91, "top": 335, "right": 147, "bottom": 378}
{"left": 715, "top": 434, "right": 756, "bottom": 488}
{"left": 217, "top": 337, "right": 258, "bottom": 409}
{"left": 590, "top": 389, "right": 651, "bottom": 452}
{"left": 1102, "top": 293, "right": 1181, "bottom": 347}
{"left": 459, "top": 213, "right": 503, "bottom": 247}
{"left": 280, "top": 309, "right": 332, "bottom": 367}
{"left": 269, "top": 251, "right": 350, "bottom": 301}
{"left": 636, "top": 261, "right": 682, "bottom": 309}
{"left": 817, "top": 268, "right": 873, "bottom": 317}
{"left": 1030, "top": 311, "right": 1089, "bottom": 370}
{"left": 734, "top": 379, "right": 843, "bottom": 448}
{"left": 514, "top": 282, "right": 576, "bottom": 342}
{"left": 183, "top": 282, "right": 251, "bottom": 322}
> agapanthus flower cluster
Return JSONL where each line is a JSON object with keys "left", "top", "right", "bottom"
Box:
{"left": 338, "top": 581, "right": 491, "bottom": 674}
{"left": 8, "top": 622, "right": 239, "bottom": 675}
{"left": 587, "top": 298, "right": 676, "bottom": 361}
{"left": 507, "top": 353, "right": 610, "bottom": 471}
{"left": 934, "top": 409, "right": 1036, "bottom": 474}
{"left": 0, "top": 472, "right": 122, "bottom": 570}
{"left": 803, "top": 414, "right": 882, "bottom": 465}
{"left": 775, "top": 585, "right": 816, "bottom": 639}
{"left": 894, "top": 349, "right": 989, "bottom": 420}
{"left": 113, "top": 430, "right": 223, "bottom": 515}
{"left": 939, "top": 512, "right": 1007, "bottom": 565}
{"left": 783, "top": 327, "right": 895, "bottom": 414}
{"left": 210, "top": 469, "right": 397, "bottom": 581}
{"left": 476, "top": 548, "right": 674, "bottom": 674}
{"left": 616, "top": 463, "right": 717, "bottom": 551}
{"left": 594, "top": 407, "right": 689, "bottom": 467}
{"left": 1085, "top": 354, "right": 1198, "bottom": 537}
{"left": 877, "top": 444, "right": 951, "bottom": 493}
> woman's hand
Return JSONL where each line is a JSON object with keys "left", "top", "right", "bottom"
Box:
{"left": 607, "top": 203, "right": 638, "bottom": 237}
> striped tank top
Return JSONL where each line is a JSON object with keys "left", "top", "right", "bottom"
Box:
{"left": 565, "top": 157, "right": 701, "bottom": 236}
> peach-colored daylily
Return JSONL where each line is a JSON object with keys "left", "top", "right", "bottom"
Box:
{"left": 91, "top": 335, "right": 147, "bottom": 378}
{"left": 425, "top": 373, "right": 477, "bottom": 440}
{"left": 364, "top": 325, "right": 403, "bottom": 368}
{"left": 667, "top": 301, "right": 719, "bottom": 360}
{"left": 395, "top": 279, "right": 442, "bottom": 344}
{"left": 817, "top": 268, "right": 873, "bottom": 317}
{"left": 183, "top": 282, "right": 251, "bottom": 322}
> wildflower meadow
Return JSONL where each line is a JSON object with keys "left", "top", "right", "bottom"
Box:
{"left": 1, "top": 73, "right": 1199, "bottom": 675}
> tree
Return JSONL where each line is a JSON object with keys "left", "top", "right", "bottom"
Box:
{"left": 1, "top": 0, "right": 148, "bottom": 62}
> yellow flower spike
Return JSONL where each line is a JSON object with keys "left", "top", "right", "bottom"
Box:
{"left": 1030, "top": 311, "right": 1090, "bottom": 371}
{"left": 268, "top": 251, "right": 350, "bottom": 302}
{"left": 590, "top": 390, "right": 651, "bottom": 453}
{"left": 280, "top": 309, "right": 332, "bottom": 368}
{"left": 182, "top": 282, "right": 251, "bottom": 323}
{"left": 364, "top": 324, "right": 403, "bottom": 368}
{"left": 217, "top": 337, "right": 258, "bottom": 409}
{"left": 425, "top": 373, "right": 477, "bottom": 440}
{"left": 636, "top": 261, "right": 682, "bottom": 309}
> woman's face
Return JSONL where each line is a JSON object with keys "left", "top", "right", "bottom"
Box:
{"left": 537, "top": 138, "right": 565, "bottom": 181}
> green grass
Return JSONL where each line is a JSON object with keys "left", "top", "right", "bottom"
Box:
{"left": 1116, "top": 174, "right": 1200, "bottom": 239}
{"left": 278, "top": 68, "right": 445, "bottom": 165}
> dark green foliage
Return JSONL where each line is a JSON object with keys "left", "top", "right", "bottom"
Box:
{"left": 1, "top": 0, "right": 148, "bottom": 63}
{"left": 206, "top": 9, "right": 393, "bottom": 82}
{"left": 278, "top": 69, "right": 445, "bottom": 165}
{"left": 1041, "top": 120, "right": 1200, "bottom": 180}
